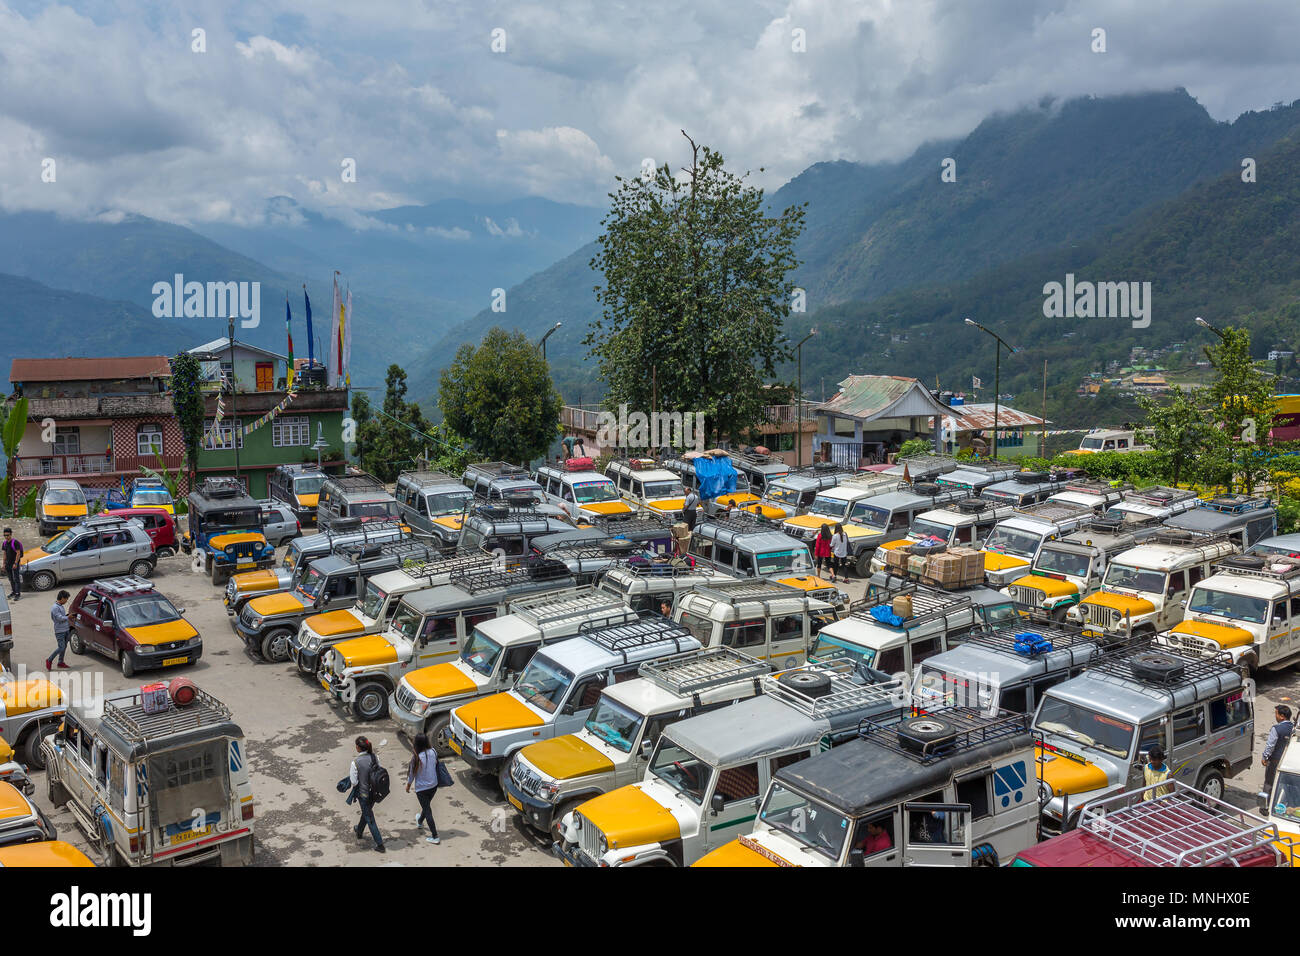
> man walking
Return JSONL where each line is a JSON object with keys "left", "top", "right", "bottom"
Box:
{"left": 46, "top": 589, "right": 72, "bottom": 670}
{"left": 1260, "top": 705, "right": 1294, "bottom": 807}
{"left": 3, "top": 527, "right": 22, "bottom": 601}
{"left": 682, "top": 489, "right": 700, "bottom": 531}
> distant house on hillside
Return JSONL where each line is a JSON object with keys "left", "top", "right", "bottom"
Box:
{"left": 6, "top": 355, "right": 182, "bottom": 507}
{"left": 812, "top": 375, "right": 958, "bottom": 469}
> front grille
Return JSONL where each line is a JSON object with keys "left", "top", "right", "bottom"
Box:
{"left": 577, "top": 811, "right": 602, "bottom": 860}
{"left": 1083, "top": 604, "right": 1114, "bottom": 628}
{"left": 1008, "top": 585, "right": 1045, "bottom": 606}
{"left": 511, "top": 759, "right": 542, "bottom": 797}
{"left": 1163, "top": 632, "right": 1215, "bottom": 656}
{"left": 394, "top": 683, "right": 418, "bottom": 714}
{"left": 240, "top": 606, "right": 257, "bottom": 628}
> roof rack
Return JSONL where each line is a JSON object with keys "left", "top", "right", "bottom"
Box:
{"left": 699, "top": 513, "right": 774, "bottom": 535}
{"left": 93, "top": 575, "right": 156, "bottom": 595}
{"left": 858, "top": 706, "right": 1032, "bottom": 764}
{"left": 314, "top": 515, "right": 406, "bottom": 546}
{"left": 892, "top": 453, "right": 958, "bottom": 477}
{"left": 761, "top": 664, "right": 904, "bottom": 719}
{"left": 1144, "top": 530, "right": 1233, "bottom": 551}
{"left": 1011, "top": 501, "right": 1092, "bottom": 523}
{"left": 603, "top": 559, "right": 719, "bottom": 580}
{"left": 587, "top": 512, "right": 672, "bottom": 533}
{"left": 1213, "top": 553, "right": 1300, "bottom": 579}
{"left": 100, "top": 685, "right": 233, "bottom": 744}
{"left": 606, "top": 456, "right": 662, "bottom": 472}
{"left": 541, "top": 545, "right": 639, "bottom": 572}
{"left": 464, "top": 461, "right": 529, "bottom": 478}
{"left": 640, "top": 647, "right": 770, "bottom": 697}
{"left": 1076, "top": 781, "right": 1294, "bottom": 867}
{"left": 578, "top": 616, "right": 696, "bottom": 662}
{"left": 849, "top": 582, "right": 973, "bottom": 628}
{"left": 397, "top": 470, "right": 458, "bottom": 486}
{"left": 729, "top": 449, "right": 787, "bottom": 468}
{"left": 1063, "top": 478, "right": 1126, "bottom": 495}
{"left": 693, "top": 579, "right": 811, "bottom": 607}
{"left": 449, "top": 558, "right": 573, "bottom": 594}
{"left": 326, "top": 472, "right": 386, "bottom": 493}
{"left": 1122, "top": 486, "right": 1198, "bottom": 506}
{"left": 1083, "top": 642, "right": 1238, "bottom": 700}
{"left": 81, "top": 514, "right": 137, "bottom": 528}
{"left": 962, "top": 619, "right": 1097, "bottom": 657}
{"left": 399, "top": 550, "right": 498, "bottom": 582}
{"left": 1196, "top": 494, "right": 1272, "bottom": 514}
{"left": 1074, "top": 512, "right": 1163, "bottom": 535}
{"left": 193, "top": 476, "right": 246, "bottom": 499}
{"left": 507, "top": 586, "right": 639, "bottom": 629}
{"left": 467, "top": 502, "right": 554, "bottom": 522}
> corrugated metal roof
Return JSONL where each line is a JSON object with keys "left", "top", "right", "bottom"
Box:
{"left": 819, "top": 375, "right": 958, "bottom": 422}
{"left": 189, "top": 338, "right": 286, "bottom": 362}
{"left": 941, "top": 402, "right": 1048, "bottom": 431}
{"left": 10, "top": 356, "right": 171, "bottom": 383}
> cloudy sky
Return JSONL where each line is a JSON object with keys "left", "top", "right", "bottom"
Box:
{"left": 1, "top": 0, "right": 1297, "bottom": 227}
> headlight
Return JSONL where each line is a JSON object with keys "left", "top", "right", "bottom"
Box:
{"left": 537, "top": 781, "right": 561, "bottom": 801}
{"left": 248, "top": 615, "right": 263, "bottom": 629}
{"left": 598, "top": 835, "right": 608, "bottom": 854}
{"left": 305, "top": 635, "right": 320, "bottom": 651}
{"left": 1037, "top": 780, "right": 1052, "bottom": 806}
{"left": 225, "top": 545, "right": 235, "bottom": 556}
{"left": 412, "top": 698, "right": 430, "bottom": 716}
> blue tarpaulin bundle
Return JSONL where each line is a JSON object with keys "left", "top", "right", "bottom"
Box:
{"left": 869, "top": 605, "right": 905, "bottom": 627}
{"left": 1013, "top": 632, "right": 1054, "bottom": 656}
{"left": 695, "top": 455, "right": 738, "bottom": 500}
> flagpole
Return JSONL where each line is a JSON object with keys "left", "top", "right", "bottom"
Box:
{"left": 228, "top": 316, "right": 241, "bottom": 483}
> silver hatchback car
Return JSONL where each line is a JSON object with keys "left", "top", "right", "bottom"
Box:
{"left": 21, "top": 515, "right": 156, "bottom": 592}
{"left": 258, "top": 501, "right": 301, "bottom": 548}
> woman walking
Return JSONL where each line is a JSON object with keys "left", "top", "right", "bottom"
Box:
{"left": 406, "top": 733, "right": 441, "bottom": 845}
{"left": 814, "top": 524, "right": 834, "bottom": 579}
{"left": 830, "top": 523, "right": 849, "bottom": 583}
{"left": 348, "top": 736, "right": 385, "bottom": 853}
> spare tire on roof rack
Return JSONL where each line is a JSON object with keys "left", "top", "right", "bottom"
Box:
{"left": 599, "top": 538, "right": 637, "bottom": 554}
{"left": 913, "top": 481, "right": 941, "bottom": 496}
{"left": 1220, "top": 554, "right": 1266, "bottom": 570}
{"left": 1014, "top": 471, "right": 1048, "bottom": 483}
{"left": 776, "top": 669, "right": 833, "bottom": 699}
{"left": 1131, "top": 651, "right": 1185, "bottom": 683}
{"left": 897, "top": 716, "right": 958, "bottom": 754}
{"left": 957, "top": 499, "right": 988, "bottom": 513}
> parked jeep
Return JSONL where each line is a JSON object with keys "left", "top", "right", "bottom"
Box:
{"left": 182, "top": 477, "right": 275, "bottom": 586}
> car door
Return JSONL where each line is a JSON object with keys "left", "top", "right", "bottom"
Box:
{"left": 902, "top": 802, "right": 972, "bottom": 867}
{"left": 413, "top": 612, "right": 462, "bottom": 668}
{"left": 91, "top": 597, "right": 121, "bottom": 656}
{"left": 1160, "top": 569, "right": 1189, "bottom": 629}
{"left": 71, "top": 592, "right": 100, "bottom": 653}
{"left": 1169, "top": 703, "right": 1208, "bottom": 787}
{"left": 701, "top": 760, "right": 764, "bottom": 855}
{"left": 100, "top": 530, "right": 134, "bottom": 574}
{"left": 769, "top": 613, "right": 807, "bottom": 665}
{"left": 557, "top": 671, "right": 608, "bottom": 735}
{"left": 61, "top": 532, "right": 101, "bottom": 579}
{"left": 1262, "top": 598, "right": 1290, "bottom": 667}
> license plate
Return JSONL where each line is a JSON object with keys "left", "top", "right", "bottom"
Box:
{"left": 507, "top": 793, "right": 523, "bottom": 811}
{"left": 1081, "top": 628, "right": 1101, "bottom": 639}
{"left": 162, "top": 656, "right": 188, "bottom": 667}
{"left": 448, "top": 736, "right": 463, "bottom": 756}
{"left": 170, "top": 825, "right": 212, "bottom": 845}
{"left": 237, "top": 561, "right": 254, "bottom": 569}
{"left": 320, "top": 678, "right": 330, "bottom": 691}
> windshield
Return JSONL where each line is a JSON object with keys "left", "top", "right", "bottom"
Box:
{"left": 648, "top": 739, "right": 711, "bottom": 804}
{"left": 461, "top": 627, "right": 504, "bottom": 677}
{"left": 642, "top": 480, "right": 685, "bottom": 499}
{"left": 1103, "top": 563, "right": 1166, "bottom": 594}
{"left": 116, "top": 594, "right": 181, "bottom": 628}
{"left": 1080, "top": 438, "right": 1105, "bottom": 450}
{"left": 910, "top": 517, "right": 953, "bottom": 542}
{"left": 294, "top": 476, "right": 325, "bottom": 495}
{"left": 1035, "top": 547, "right": 1092, "bottom": 578}
{"left": 584, "top": 695, "right": 644, "bottom": 754}
{"left": 766, "top": 484, "right": 803, "bottom": 506}
{"left": 980, "top": 601, "right": 1022, "bottom": 628}
{"left": 425, "top": 491, "right": 473, "bottom": 516}
{"left": 983, "top": 526, "right": 1043, "bottom": 558}
{"left": 282, "top": 546, "right": 301, "bottom": 571}
{"left": 45, "top": 489, "right": 85, "bottom": 505}
{"left": 43, "top": 528, "right": 77, "bottom": 552}
{"left": 756, "top": 548, "right": 807, "bottom": 576}
{"left": 759, "top": 783, "right": 849, "bottom": 861}
{"left": 360, "top": 581, "right": 388, "bottom": 619}
{"left": 132, "top": 489, "right": 172, "bottom": 505}
{"left": 298, "top": 566, "right": 327, "bottom": 598}
{"left": 1273, "top": 771, "right": 1300, "bottom": 823}
{"left": 514, "top": 656, "right": 573, "bottom": 714}
{"left": 1186, "top": 588, "right": 1270, "bottom": 624}
{"left": 733, "top": 473, "right": 752, "bottom": 494}
{"left": 1035, "top": 696, "right": 1134, "bottom": 758}
{"left": 352, "top": 500, "right": 397, "bottom": 518}
{"left": 850, "top": 503, "right": 889, "bottom": 530}
{"left": 809, "top": 632, "right": 871, "bottom": 668}
{"left": 207, "top": 508, "right": 260, "bottom": 530}
{"left": 573, "top": 481, "right": 620, "bottom": 504}
{"left": 389, "top": 602, "right": 423, "bottom": 642}
{"left": 809, "top": 494, "right": 850, "bottom": 520}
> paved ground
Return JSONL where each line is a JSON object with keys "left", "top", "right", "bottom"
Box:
{"left": 5, "top": 521, "right": 1297, "bottom": 866}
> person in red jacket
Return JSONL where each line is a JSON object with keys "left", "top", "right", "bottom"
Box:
{"left": 814, "top": 524, "right": 833, "bottom": 578}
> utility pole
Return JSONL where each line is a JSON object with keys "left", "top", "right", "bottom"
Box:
{"left": 964, "top": 318, "right": 1019, "bottom": 460}
{"left": 795, "top": 329, "right": 817, "bottom": 467}
{"left": 227, "top": 316, "right": 241, "bottom": 483}
{"left": 1041, "top": 359, "right": 1048, "bottom": 459}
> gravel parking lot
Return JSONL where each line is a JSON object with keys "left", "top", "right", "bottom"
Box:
{"left": 5, "top": 516, "right": 1297, "bottom": 866}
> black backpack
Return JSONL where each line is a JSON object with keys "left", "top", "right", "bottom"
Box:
{"left": 368, "top": 756, "right": 391, "bottom": 804}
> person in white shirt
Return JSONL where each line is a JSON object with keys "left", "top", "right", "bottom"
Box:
{"left": 830, "top": 523, "right": 849, "bottom": 582}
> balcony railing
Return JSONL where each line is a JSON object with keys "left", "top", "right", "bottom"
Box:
{"left": 14, "top": 452, "right": 184, "bottom": 478}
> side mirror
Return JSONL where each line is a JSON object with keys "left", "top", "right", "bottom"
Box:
{"left": 177, "top": 608, "right": 186, "bottom": 616}
{"left": 849, "top": 848, "right": 865, "bottom": 868}
{"left": 710, "top": 793, "right": 726, "bottom": 816}
{"left": 640, "top": 739, "right": 654, "bottom": 759}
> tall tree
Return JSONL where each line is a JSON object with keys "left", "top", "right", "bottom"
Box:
{"left": 439, "top": 328, "right": 562, "bottom": 464}
{"left": 585, "top": 132, "right": 806, "bottom": 446}
{"left": 356, "top": 365, "right": 442, "bottom": 481}
{"left": 169, "top": 353, "right": 205, "bottom": 492}
{"left": 1136, "top": 387, "right": 1222, "bottom": 488}
{"left": 1204, "top": 325, "right": 1280, "bottom": 494}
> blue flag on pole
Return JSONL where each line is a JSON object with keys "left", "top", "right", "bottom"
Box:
{"left": 303, "top": 286, "right": 315, "bottom": 367}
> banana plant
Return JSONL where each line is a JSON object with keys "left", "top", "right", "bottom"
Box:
{"left": 139, "top": 442, "right": 188, "bottom": 515}
{"left": 1, "top": 396, "right": 28, "bottom": 515}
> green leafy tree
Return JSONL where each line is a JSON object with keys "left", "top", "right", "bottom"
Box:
{"left": 1203, "top": 326, "right": 1283, "bottom": 494}
{"left": 1, "top": 396, "right": 29, "bottom": 513}
{"left": 170, "top": 352, "right": 205, "bottom": 492}
{"left": 1136, "top": 388, "right": 1224, "bottom": 487}
{"left": 356, "top": 365, "right": 444, "bottom": 481}
{"left": 439, "top": 328, "right": 562, "bottom": 464}
{"left": 585, "top": 132, "right": 806, "bottom": 446}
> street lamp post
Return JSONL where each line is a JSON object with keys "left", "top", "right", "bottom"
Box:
{"left": 1195, "top": 315, "right": 1227, "bottom": 341}
{"left": 538, "top": 322, "right": 562, "bottom": 362}
{"left": 227, "top": 317, "right": 241, "bottom": 482}
{"left": 795, "top": 328, "right": 817, "bottom": 467}
{"left": 964, "top": 318, "right": 1019, "bottom": 460}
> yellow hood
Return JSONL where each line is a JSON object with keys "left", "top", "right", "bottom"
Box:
{"left": 693, "top": 838, "right": 784, "bottom": 868}
{"left": 777, "top": 574, "right": 835, "bottom": 593}
{"left": 0, "top": 841, "right": 96, "bottom": 867}
{"left": 0, "top": 782, "right": 35, "bottom": 820}
{"left": 578, "top": 784, "right": 681, "bottom": 850}
{"left": 405, "top": 663, "right": 478, "bottom": 701}
{"left": 250, "top": 591, "right": 310, "bottom": 617}
{"left": 1170, "top": 619, "right": 1255, "bottom": 649}
{"left": 522, "top": 735, "right": 615, "bottom": 780}
{"left": 0, "top": 678, "right": 64, "bottom": 716}
{"left": 581, "top": 501, "right": 634, "bottom": 516}
{"left": 19, "top": 548, "right": 50, "bottom": 566}
{"left": 716, "top": 492, "right": 760, "bottom": 508}
{"left": 1008, "top": 574, "right": 1079, "bottom": 598}
{"left": 455, "top": 692, "right": 544, "bottom": 734}
{"left": 743, "top": 504, "right": 788, "bottom": 521}
{"left": 877, "top": 539, "right": 910, "bottom": 552}
{"left": 296, "top": 493, "right": 319, "bottom": 508}
{"left": 334, "top": 633, "right": 398, "bottom": 668}
{"left": 306, "top": 609, "right": 365, "bottom": 637}
{"left": 433, "top": 515, "right": 464, "bottom": 530}
{"left": 232, "top": 568, "right": 280, "bottom": 592}
{"left": 784, "top": 515, "right": 828, "bottom": 530}
{"left": 41, "top": 504, "right": 87, "bottom": 518}
{"left": 981, "top": 551, "right": 1031, "bottom": 572}
{"left": 1081, "top": 591, "right": 1156, "bottom": 618}
{"left": 0, "top": 736, "right": 12, "bottom": 762}
{"left": 647, "top": 498, "right": 686, "bottom": 514}
{"left": 125, "top": 619, "right": 198, "bottom": 648}
{"left": 210, "top": 531, "right": 268, "bottom": 550}
{"left": 1036, "top": 745, "right": 1109, "bottom": 797}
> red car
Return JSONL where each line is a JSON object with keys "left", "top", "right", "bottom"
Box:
{"left": 98, "top": 507, "right": 179, "bottom": 558}
{"left": 67, "top": 577, "right": 202, "bottom": 678}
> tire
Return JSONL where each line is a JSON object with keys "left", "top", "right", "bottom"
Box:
{"left": 129, "top": 559, "right": 154, "bottom": 579}
{"left": 1195, "top": 767, "right": 1226, "bottom": 802}
{"left": 155, "top": 547, "right": 174, "bottom": 559}
{"left": 211, "top": 561, "right": 228, "bottom": 586}
{"left": 1130, "top": 651, "right": 1184, "bottom": 682}
{"left": 353, "top": 683, "right": 389, "bottom": 721}
{"left": 897, "top": 716, "right": 958, "bottom": 754}
{"left": 551, "top": 797, "right": 585, "bottom": 844}
{"left": 296, "top": 654, "right": 318, "bottom": 677}
{"left": 29, "top": 570, "right": 56, "bottom": 592}
{"left": 427, "top": 715, "right": 455, "bottom": 758}
{"left": 260, "top": 628, "right": 293, "bottom": 664}
{"left": 68, "top": 630, "right": 86, "bottom": 655}
{"left": 776, "top": 669, "right": 833, "bottom": 698}
{"left": 120, "top": 651, "right": 136, "bottom": 678}
{"left": 854, "top": 552, "right": 873, "bottom": 577}
{"left": 22, "top": 724, "right": 50, "bottom": 771}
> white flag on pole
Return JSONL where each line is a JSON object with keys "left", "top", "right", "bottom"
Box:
{"left": 343, "top": 288, "right": 353, "bottom": 389}
{"left": 972, "top": 375, "right": 983, "bottom": 389}
{"left": 328, "top": 272, "right": 341, "bottom": 387}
